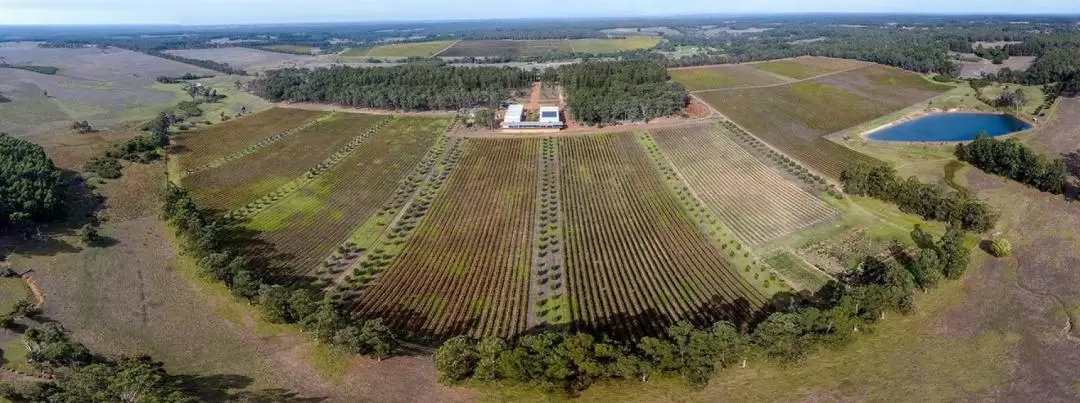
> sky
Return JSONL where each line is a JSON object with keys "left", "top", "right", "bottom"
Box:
{"left": 1, "top": 0, "right": 1078, "bottom": 25}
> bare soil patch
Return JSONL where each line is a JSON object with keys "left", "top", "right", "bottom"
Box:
{"left": 959, "top": 56, "right": 1036, "bottom": 79}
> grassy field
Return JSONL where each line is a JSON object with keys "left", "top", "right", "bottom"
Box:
{"left": 338, "top": 47, "right": 371, "bottom": 57}
{"left": 260, "top": 44, "right": 317, "bottom": 54}
{"left": 0, "top": 277, "right": 29, "bottom": 314}
{"left": 669, "top": 64, "right": 792, "bottom": 91}
{"left": 751, "top": 56, "right": 868, "bottom": 80}
{"left": 0, "top": 43, "right": 215, "bottom": 137}
{"left": 366, "top": 41, "right": 457, "bottom": 57}
{"left": 569, "top": 37, "right": 662, "bottom": 53}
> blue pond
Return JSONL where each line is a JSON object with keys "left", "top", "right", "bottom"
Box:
{"left": 868, "top": 113, "right": 1031, "bottom": 142}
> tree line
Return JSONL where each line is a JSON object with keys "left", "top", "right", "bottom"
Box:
{"left": 249, "top": 62, "right": 536, "bottom": 111}
{"left": 435, "top": 224, "right": 974, "bottom": 391}
{"left": 955, "top": 134, "right": 1069, "bottom": 194}
{"left": 0, "top": 323, "right": 195, "bottom": 402}
{"left": 0, "top": 134, "right": 66, "bottom": 233}
{"left": 162, "top": 183, "right": 399, "bottom": 360}
{"left": 555, "top": 60, "right": 688, "bottom": 125}
{"left": 841, "top": 163, "right": 998, "bottom": 232}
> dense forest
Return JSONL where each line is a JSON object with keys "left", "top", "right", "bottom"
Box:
{"left": 556, "top": 60, "right": 688, "bottom": 125}
{"left": 0, "top": 133, "right": 66, "bottom": 232}
{"left": 436, "top": 223, "right": 973, "bottom": 390}
{"left": 249, "top": 62, "right": 535, "bottom": 111}
{"left": 841, "top": 163, "right": 997, "bottom": 232}
{"left": 955, "top": 135, "right": 1069, "bottom": 194}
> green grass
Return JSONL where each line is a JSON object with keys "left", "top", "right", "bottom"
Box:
{"left": 366, "top": 41, "right": 457, "bottom": 57}
{"left": 765, "top": 251, "right": 832, "bottom": 292}
{"left": 569, "top": 37, "right": 662, "bottom": 53}
{"left": 0, "top": 277, "right": 30, "bottom": 314}
{"left": 752, "top": 60, "right": 826, "bottom": 79}
{"left": 1, "top": 338, "right": 34, "bottom": 374}
{"left": 339, "top": 47, "right": 372, "bottom": 57}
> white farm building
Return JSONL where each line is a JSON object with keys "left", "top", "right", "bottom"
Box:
{"left": 504, "top": 104, "right": 525, "bottom": 123}
{"left": 539, "top": 106, "right": 561, "bottom": 123}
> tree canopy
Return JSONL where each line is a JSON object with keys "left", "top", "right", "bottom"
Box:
{"left": 556, "top": 60, "right": 688, "bottom": 125}
{"left": 0, "top": 133, "right": 66, "bottom": 230}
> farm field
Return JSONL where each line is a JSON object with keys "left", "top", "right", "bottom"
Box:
{"left": 0, "top": 42, "right": 215, "bottom": 136}
{"left": 650, "top": 123, "right": 838, "bottom": 246}
{"left": 750, "top": 56, "right": 868, "bottom": 79}
{"left": 246, "top": 116, "right": 448, "bottom": 280}
{"left": 697, "top": 64, "right": 949, "bottom": 178}
{"left": 569, "top": 37, "right": 662, "bottom": 53}
{"left": 557, "top": 133, "right": 766, "bottom": 338}
{"left": 347, "top": 139, "right": 538, "bottom": 340}
{"left": 164, "top": 47, "right": 381, "bottom": 72}
{"left": 260, "top": 44, "right": 317, "bottom": 54}
{"left": 366, "top": 40, "right": 457, "bottom": 57}
{"left": 171, "top": 108, "right": 329, "bottom": 172}
{"left": 0, "top": 277, "right": 30, "bottom": 314}
{"left": 338, "top": 47, "right": 371, "bottom": 57}
{"left": 439, "top": 40, "right": 572, "bottom": 58}
{"left": 182, "top": 112, "right": 386, "bottom": 211}
{"left": 670, "top": 64, "right": 792, "bottom": 91}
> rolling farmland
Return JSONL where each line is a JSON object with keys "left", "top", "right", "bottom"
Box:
{"left": 670, "top": 64, "right": 792, "bottom": 91}
{"left": 558, "top": 134, "right": 766, "bottom": 338}
{"left": 245, "top": 117, "right": 448, "bottom": 280}
{"left": 569, "top": 37, "right": 662, "bottom": 53}
{"left": 171, "top": 108, "right": 330, "bottom": 172}
{"left": 347, "top": 139, "right": 538, "bottom": 339}
{"left": 183, "top": 112, "right": 387, "bottom": 211}
{"left": 650, "top": 123, "right": 838, "bottom": 245}
{"left": 697, "top": 64, "right": 948, "bottom": 178}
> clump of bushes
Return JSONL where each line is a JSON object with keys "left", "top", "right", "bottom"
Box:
{"left": 988, "top": 238, "right": 1012, "bottom": 257}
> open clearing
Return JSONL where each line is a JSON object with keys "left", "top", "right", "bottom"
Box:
{"left": 650, "top": 123, "right": 838, "bottom": 246}
{"left": 0, "top": 277, "right": 30, "bottom": 314}
{"left": 670, "top": 64, "right": 792, "bottom": 91}
{"left": 164, "top": 47, "right": 383, "bottom": 72}
{"left": 698, "top": 64, "right": 949, "bottom": 178}
{"left": 439, "top": 40, "right": 573, "bottom": 58}
{"left": 260, "top": 44, "right": 317, "bottom": 54}
{"left": 958, "top": 55, "right": 1036, "bottom": 79}
{"left": 367, "top": 40, "right": 457, "bottom": 57}
{"left": 0, "top": 42, "right": 215, "bottom": 136}
{"left": 183, "top": 112, "right": 386, "bottom": 211}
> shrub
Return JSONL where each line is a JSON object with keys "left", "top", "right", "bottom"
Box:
{"left": 989, "top": 238, "right": 1012, "bottom": 257}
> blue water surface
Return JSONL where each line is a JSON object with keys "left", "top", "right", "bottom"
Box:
{"left": 868, "top": 113, "right": 1031, "bottom": 142}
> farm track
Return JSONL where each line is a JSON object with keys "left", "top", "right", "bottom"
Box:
{"left": 184, "top": 113, "right": 389, "bottom": 211}
{"left": 558, "top": 134, "right": 766, "bottom": 339}
{"left": 345, "top": 139, "right": 537, "bottom": 340}
{"left": 245, "top": 117, "right": 448, "bottom": 282}
{"left": 225, "top": 116, "right": 398, "bottom": 220}
{"left": 179, "top": 112, "right": 336, "bottom": 179}
{"left": 650, "top": 123, "right": 839, "bottom": 246}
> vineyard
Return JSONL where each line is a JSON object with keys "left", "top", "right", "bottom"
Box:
{"left": 650, "top": 123, "right": 838, "bottom": 246}
{"left": 669, "top": 64, "right": 792, "bottom": 91}
{"left": 244, "top": 117, "right": 449, "bottom": 281}
{"left": 345, "top": 139, "right": 538, "bottom": 340}
{"left": 750, "top": 56, "right": 868, "bottom": 80}
{"left": 183, "top": 113, "right": 387, "bottom": 211}
{"left": 171, "top": 108, "right": 329, "bottom": 172}
{"left": 557, "top": 133, "right": 766, "bottom": 338}
{"left": 439, "top": 40, "right": 573, "bottom": 58}
{"left": 695, "top": 64, "right": 949, "bottom": 178}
